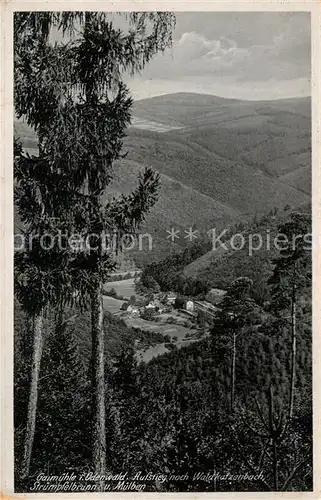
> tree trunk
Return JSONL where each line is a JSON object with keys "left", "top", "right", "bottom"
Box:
{"left": 268, "top": 385, "right": 278, "bottom": 490}
{"left": 231, "top": 332, "right": 236, "bottom": 412}
{"left": 20, "top": 310, "right": 44, "bottom": 479}
{"left": 83, "top": 12, "right": 107, "bottom": 483}
{"left": 273, "top": 439, "right": 278, "bottom": 491}
{"left": 289, "top": 283, "right": 297, "bottom": 419}
{"left": 91, "top": 286, "right": 106, "bottom": 484}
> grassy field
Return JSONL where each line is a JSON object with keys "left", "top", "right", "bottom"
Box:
{"left": 124, "top": 131, "right": 309, "bottom": 215}
{"left": 104, "top": 278, "right": 136, "bottom": 299}
{"left": 102, "top": 282, "right": 203, "bottom": 363}
{"left": 131, "top": 116, "right": 183, "bottom": 132}
{"left": 123, "top": 316, "right": 196, "bottom": 339}
{"left": 103, "top": 280, "right": 197, "bottom": 341}
{"left": 136, "top": 331, "right": 206, "bottom": 363}
{"left": 102, "top": 295, "right": 125, "bottom": 314}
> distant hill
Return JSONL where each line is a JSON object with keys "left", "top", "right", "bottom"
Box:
{"left": 103, "top": 158, "right": 241, "bottom": 264}
{"left": 14, "top": 92, "right": 311, "bottom": 263}
{"left": 138, "top": 205, "right": 311, "bottom": 306}
{"left": 123, "top": 128, "right": 309, "bottom": 217}
{"left": 107, "top": 158, "right": 240, "bottom": 227}
{"left": 133, "top": 92, "right": 311, "bottom": 181}
{"left": 132, "top": 92, "right": 242, "bottom": 126}
{"left": 14, "top": 121, "right": 241, "bottom": 263}
{"left": 133, "top": 92, "right": 311, "bottom": 125}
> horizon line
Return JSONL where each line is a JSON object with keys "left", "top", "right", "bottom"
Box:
{"left": 133, "top": 90, "right": 312, "bottom": 103}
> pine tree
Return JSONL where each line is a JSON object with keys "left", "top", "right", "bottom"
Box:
{"left": 110, "top": 345, "right": 139, "bottom": 469}
{"left": 15, "top": 11, "right": 176, "bottom": 480}
{"left": 35, "top": 310, "right": 91, "bottom": 474}
{"left": 268, "top": 211, "right": 311, "bottom": 419}
{"left": 212, "top": 277, "right": 262, "bottom": 411}
{"left": 14, "top": 135, "right": 81, "bottom": 480}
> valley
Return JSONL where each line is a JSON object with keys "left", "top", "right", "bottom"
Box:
{"left": 103, "top": 278, "right": 203, "bottom": 362}
{"left": 15, "top": 92, "right": 311, "bottom": 265}
{"left": 15, "top": 92, "right": 312, "bottom": 366}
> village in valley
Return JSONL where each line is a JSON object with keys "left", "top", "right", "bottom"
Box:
{"left": 103, "top": 267, "right": 227, "bottom": 362}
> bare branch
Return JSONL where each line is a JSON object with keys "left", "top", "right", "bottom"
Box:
{"left": 281, "top": 456, "right": 310, "bottom": 491}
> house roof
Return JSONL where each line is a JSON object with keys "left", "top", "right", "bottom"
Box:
{"left": 127, "top": 304, "right": 139, "bottom": 311}
{"left": 208, "top": 288, "right": 227, "bottom": 295}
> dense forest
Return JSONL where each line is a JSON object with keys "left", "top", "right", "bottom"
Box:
{"left": 14, "top": 209, "right": 312, "bottom": 492}
{"left": 139, "top": 204, "right": 309, "bottom": 304}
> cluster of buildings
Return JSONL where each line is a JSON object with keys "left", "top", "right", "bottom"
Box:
{"left": 173, "top": 288, "right": 227, "bottom": 319}
{"left": 122, "top": 292, "right": 177, "bottom": 318}
{"left": 122, "top": 288, "right": 227, "bottom": 321}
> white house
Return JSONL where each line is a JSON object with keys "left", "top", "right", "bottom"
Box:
{"left": 184, "top": 300, "right": 195, "bottom": 312}
{"left": 166, "top": 292, "right": 177, "bottom": 305}
{"left": 126, "top": 304, "right": 140, "bottom": 317}
{"left": 145, "top": 299, "right": 165, "bottom": 313}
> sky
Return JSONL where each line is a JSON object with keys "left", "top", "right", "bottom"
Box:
{"left": 125, "top": 12, "right": 311, "bottom": 101}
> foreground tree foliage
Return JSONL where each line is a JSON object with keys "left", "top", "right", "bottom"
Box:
{"left": 14, "top": 136, "right": 81, "bottom": 479}
{"left": 14, "top": 10, "right": 175, "bottom": 481}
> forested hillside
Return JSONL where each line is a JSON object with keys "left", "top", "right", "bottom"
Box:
{"left": 15, "top": 92, "right": 311, "bottom": 264}
{"left": 133, "top": 92, "right": 311, "bottom": 187}
{"left": 140, "top": 205, "right": 311, "bottom": 304}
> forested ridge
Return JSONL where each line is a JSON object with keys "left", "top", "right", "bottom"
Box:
{"left": 139, "top": 204, "right": 311, "bottom": 304}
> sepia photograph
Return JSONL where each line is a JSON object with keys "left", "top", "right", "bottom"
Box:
{"left": 8, "top": 7, "right": 315, "bottom": 494}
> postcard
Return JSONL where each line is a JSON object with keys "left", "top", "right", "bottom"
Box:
{"left": 1, "top": 2, "right": 320, "bottom": 498}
